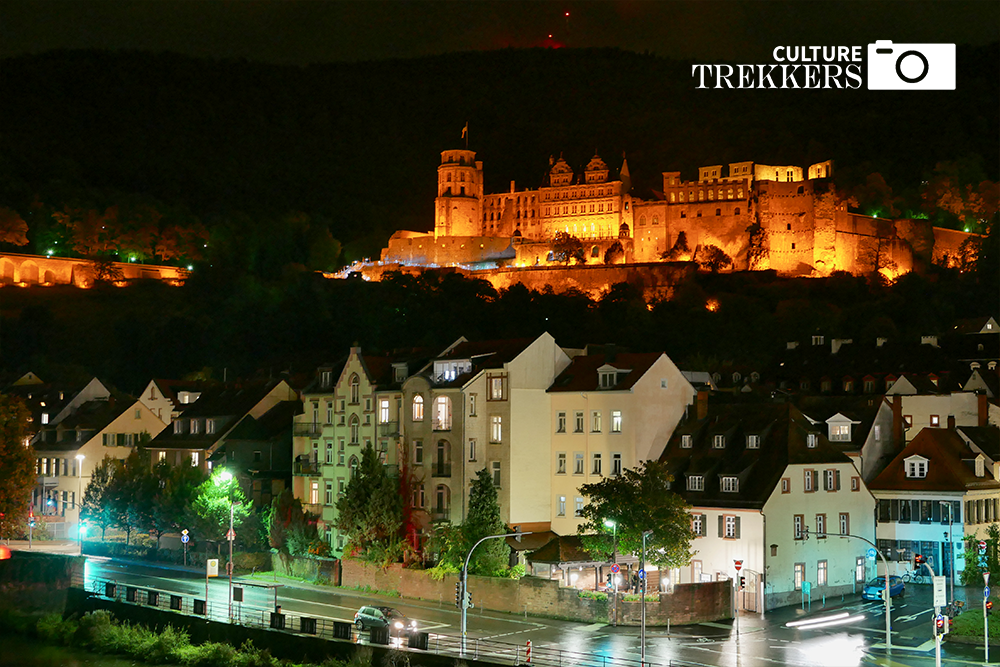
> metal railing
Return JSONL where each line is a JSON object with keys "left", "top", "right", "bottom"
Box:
{"left": 293, "top": 459, "right": 320, "bottom": 475}
{"left": 293, "top": 423, "right": 324, "bottom": 437}
{"left": 80, "top": 575, "right": 678, "bottom": 667}
{"left": 431, "top": 464, "right": 452, "bottom": 478}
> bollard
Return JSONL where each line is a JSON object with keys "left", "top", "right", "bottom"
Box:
{"left": 526, "top": 640, "right": 532, "bottom": 664}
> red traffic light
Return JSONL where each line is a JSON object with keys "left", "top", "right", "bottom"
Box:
{"left": 935, "top": 615, "right": 945, "bottom": 627}
{"left": 915, "top": 554, "right": 926, "bottom": 564}
{"left": 988, "top": 600, "right": 994, "bottom": 610}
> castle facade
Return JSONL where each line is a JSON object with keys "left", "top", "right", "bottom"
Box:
{"left": 381, "top": 148, "right": 971, "bottom": 281}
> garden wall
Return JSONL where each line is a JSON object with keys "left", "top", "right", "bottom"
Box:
{"left": 0, "top": 552, "right": 84, "bottom": 613}
{"left": 340, "top": 560, "right": 731, "bottom": 625}
{"left": 271, "top": 553, "right": 341, "bottom": 585}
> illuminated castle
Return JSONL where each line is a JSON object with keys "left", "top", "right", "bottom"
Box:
{"left": 381, "top": 147, "right": 971, "bottom": 281}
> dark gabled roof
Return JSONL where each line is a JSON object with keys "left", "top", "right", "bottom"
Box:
{"left": 51, "top": 398, "right": 129, "bottom": 431}
{"left": 868, "top": 427, "right": 1000, "bottom": 492}
{"left": 527, "top": 535, "right": 598, "bottom": 564}
{"left": 548, "top": 352, "right": 662, "bottom": 393}
{"left": 151, "top": 379, "right": 206, "bottom": 405}
{"left": 958, "top": 426, "right": 1000, "bottom": 461}
{"left": 661, "top": 402, "right": 853, "bottom": 509}
{"left": 174, "top": 381, "right": 279, "bottom": 418}
{"left": 427, "top": 338, "right": 537, "bottom": 388}
{"left": 951, "top": 317, "right": 998, "bottom": 335}
{"left": 226, "top": 400, "right": 300, "bottom": 441}
{"left": 796, "top": 395, "right": 882, "bottom": 454}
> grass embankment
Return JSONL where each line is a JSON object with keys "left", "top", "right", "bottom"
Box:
{"left": 0, "top": 609, "right": 374, "bottom": 667}
{"left": 951, "top": 604, "right": 1000, "bottom": 639}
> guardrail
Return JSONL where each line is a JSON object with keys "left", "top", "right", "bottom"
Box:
{"left": 80, "top": 576, "right": 678, "bottom": 667}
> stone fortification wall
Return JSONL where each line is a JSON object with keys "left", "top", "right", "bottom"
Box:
{"left": 479, "top": 262, "right": 695, "bottom": 299}
{"left": 382, "top": 233, "right": 515, "bottom": 266}
{"left": 932, "top": 225, "right": 974, "bottom": 266}
{"left": 0, "top": 552, "right": 84, "bottom": 612}
{"left": 340, "top": 559, "right": 731, "bottom": 625}
{"left": 0, "top": 252, "right": 189, "bottom": 287}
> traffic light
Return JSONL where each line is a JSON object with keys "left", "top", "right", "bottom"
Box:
{"left": 463, "top": 591, "right": 474, "bottom": 609}
{"left": 455, "top": 582, "right": 462, "bottom": 608}
{"left": 739, "top": 576, "right": 746, "bottom": 590}
{"left": 914, "top": 554, "right": 926, "bottom": 569}
{"left": 934, "top": 614, "right": 949, "bottom": 635}
{"left": 987, "top": 600, "right": 994, "bottom": 616}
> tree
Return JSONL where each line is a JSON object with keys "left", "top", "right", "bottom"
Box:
{"left": 577, "top": 460, "right": 695, "bottom": 569}
{"left": 147, "top": 458, "right": 205, "bottom": 548}
{"left": 462, "top": 468, "right": 509, "bottom": 576}
{"left": 550, "top": 231, "right": 585, "bottom": 264}
{"left": 190, "top": 468, "right": 251, "bottom": 550}
{"left": 660, "top": 231, "right": 690, "bottom": 261}
{"left": 108, "top": 448, "right": 153, "bottom": 545}
{"left": 603, "top": 241, "right": 624, "bottom": 265}
{"left": 268, "top": 488, "right": 326, "bottom": 556}
{"left": 694, "top": 245, "right": 733, "bottom": 273}
{"left": 335, "top": 444, "right": 403, "bottom": 564}
{"left": 745, "top": 223, "right": 769, "bottom": 270}
{"left": 0, "top": 207, "right": 29, "bottom": 246}
{"left": 0, "top": 396, "right": 35, "bottom": 527}
{"left": 81, "top": 455, "right": 119, "bottom": 539}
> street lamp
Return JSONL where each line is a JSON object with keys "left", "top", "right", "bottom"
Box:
{"left": 604, "top": 519, "right": 617, "bottom": 627}
{"left": 216, "top": 470, "right": 239, "bottom": 621}
{"left": 640, "top": 529, "right": 653, "bottom": 666}
{"left": 75, "top": 454, "right": 85, "bottom": 553}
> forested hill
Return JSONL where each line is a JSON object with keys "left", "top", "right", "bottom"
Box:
{"left": 1, "top": 45, "right": 997, "bottom": 266}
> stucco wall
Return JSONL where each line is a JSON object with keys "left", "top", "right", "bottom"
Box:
{"left": 0, "top": 252, "right": 189, "bottom": 287}
{"left": 340, "top": 559, "right": 731, "bottom": 625}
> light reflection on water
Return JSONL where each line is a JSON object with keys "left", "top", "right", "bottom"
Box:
{"left": 0, "top": 635, "right": 140, "bottom": 667}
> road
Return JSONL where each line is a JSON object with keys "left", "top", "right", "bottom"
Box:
{"left": 8, "top": 543, "right": 993, "bottom": 667}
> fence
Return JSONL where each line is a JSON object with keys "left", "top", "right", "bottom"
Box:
{"left": 80, "top": 575, "right": 700, "bottom": 667}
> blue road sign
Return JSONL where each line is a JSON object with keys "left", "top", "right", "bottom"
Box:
{"left": 181, "top": 534, "right": 189, "bottom": 544}
{"left": 867, "top": 548, "right": 877, "bottom": 558}
{"left": 986, "top": 586, "right": 991, "bottom": 599}
{"left": 638, "top": 569, "right": 645, "bottom": 580}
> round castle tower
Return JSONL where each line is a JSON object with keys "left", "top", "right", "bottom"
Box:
{"left": 435, "top": 149, "right": 483, "bottom": 237}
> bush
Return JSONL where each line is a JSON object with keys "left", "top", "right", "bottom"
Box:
{"left": 36, "top": 613, "right": 78, "bottom": 645}
{"left": 622, "top": 593, "right": 660, "bottom": 602}
{"left": 508, "top": 564, "right": 526, "bottom": 579}
{"left": 178, "top": 641, "right": 238, "bottom": 667}
{"left": 578, "top": 590, "right": 608, "bottom": 601}
{"left": 232, "top": 640, "right": 282, "bottom": 667}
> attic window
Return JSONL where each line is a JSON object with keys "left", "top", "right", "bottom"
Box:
{"left": 747, "top": 435, "right": 760, "bottom": 449}
{"left": 721, "top": 476, "right": 739, "bottom": 492}
{"left": 713, "top": 435, "right": 726, "bottom": 449}
{"left": 681, "top": 434, "right": 692, "bottom": 448}
{"left": 600, "top": 370, "right": 617, "bottom": 388}
{"left": 687, "top": 475, "right": 704, "bottom": 491}
{"left": 41, "top": 412, "right": 49, "bottom": 425}
{"left": 830, "top": 424, "right": 850, "bottom": 441}
{"left": 320, "top": 370, "right": 332, "bottom": 388}
{"left": 906, "top": 459, "right": 927, "bottom": 479}
{"left": 806, "top": 433, "right": 818, "bottom": 448}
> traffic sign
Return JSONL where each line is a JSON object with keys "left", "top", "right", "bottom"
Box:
{"left": 933, "top": 576, "right": 947, "bottom": 607}
{"left": 867, "top": 548, "right": 877, "bottom": 558}
{"left": 181, "top": 529, "right": 188, "bottom": 535}
{"left": 980, "top": 541, "right": 988, "bottom": 554}
{"left": 181, "top": 534, "right": 189, "bottom": 544}
{"left": 226, "top": 528, "right": 236, "bottom": 541}
{"left": 987, "top": 586, "right": 992, "bottom": 599}
{"left": 611, "top": 563, "right": 620, "bottom": 574}
{"left": 638, "top": 569, "right": 645, "bottom": 580}
{"left": 734, "top": 559, "right": 743, "bottom": 571}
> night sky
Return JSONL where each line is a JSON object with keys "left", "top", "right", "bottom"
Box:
{"left": 3, "top": 1, "right": 998, "bottom": 65}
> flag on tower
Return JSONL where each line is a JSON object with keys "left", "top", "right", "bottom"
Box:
{"left": 462, "top": 122, "right": 468, "bottom": 139}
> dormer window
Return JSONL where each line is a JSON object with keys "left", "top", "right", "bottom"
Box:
{"left": 747, "top": 435, "right": 760, "bottom": 449}
{"left": 807, "top": 433, "right": 818, "bottom": 448}
{"left": 830, "top": 424, "right": 850, "bottom": 441}
{"left": 393, "top": 364, "right": 407, "bottom": 383}
{"left": 905, "top": 455, "right": 928, "bottom": 479}
{"left": 41, "top": 412, "right": 49, "bottom": 425}
{"left": 713, "top": 434, "right": 726, "bottom": 448}
{"left": 687, "top": 475, "right": 704, "bottom": 491}
{"left": 721, "top": 476, "right": 739, "bottom": 492}
{"left": 320, "top": 370, "right": 332, "bottom": 388}
{"left": 600, "top": 370, "right": 617, "bottom": 388}
{"left": 681, "top": 434, "right": 692, "bottom": 448}
{"left": 976, "top": 456, "right": 985, "bottom": 478}
{"left": 190, "top": 419, "right": 199, "bottom": 435}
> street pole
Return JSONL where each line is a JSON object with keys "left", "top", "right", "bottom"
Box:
{"left": 940, "top": 501, "right": 954, "bottom": 606}
{"left": 461, "top": 530, "right": 532, "bottom": 657}
{"left": 640, "top": 530, "right": 652, "bottom": 666}
{"left": 985, "top": 572, "right": 991, "bottom": 664}
{"left": 228, "top": 500, "right": 234, "bottom": 622}
{"left": 919, "top": 560, "right": 941, "bottom": 667}
{"left": 605, "top": 519, "right": 617, "bottom": 628}
{"left": 76, "top": 454, "right": 85, "bottom": 554}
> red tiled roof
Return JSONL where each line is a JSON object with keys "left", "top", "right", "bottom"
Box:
{"left": 868, "top": 427, "right": 1000, "bottom": 492}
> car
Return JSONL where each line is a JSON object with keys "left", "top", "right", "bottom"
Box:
{"left": 862, "top": 575, "right": 905, "bottom": 601}
{"left": 354, "top": 606, "right": 418, "bottom": 635}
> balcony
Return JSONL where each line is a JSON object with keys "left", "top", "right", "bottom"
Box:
{"left": 293, "top": 458, "right": 320, "bottom": 476}
{"left": 431, "top": 508, "right": 451, "bottom": 522}
{"left": 294, "top": 423, "right": 323, "bottom": 437}
{"left": 432, "top": 419, "right": 452, "bottom": 432}
{"left": 431, "top": 464, "right": 452, "bottom": 478}
{"left": 379, "top": 421, "right": 399, "bottom": 437}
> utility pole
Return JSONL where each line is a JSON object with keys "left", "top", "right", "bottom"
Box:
{"left": 461, "top": 530, "right": 532, "bottom": 657}
{"left": 604, "top": 519, "right": 618, "bottom": 627}
{"left": 640, "top": 530, "right": 652, "bottom": 666}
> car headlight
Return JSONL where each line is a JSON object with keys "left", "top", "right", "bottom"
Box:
{"left": 394, "top": 622, "right": 403, "bottom": 629}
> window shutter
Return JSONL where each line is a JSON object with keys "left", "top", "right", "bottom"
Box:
{"left": 823, "top": 471, "right": 829, "bottom": 491}
{"left": 734, "top": 516, "right": 741, "bottom": 539}
{"left": 812, "top": 470, "right": 819, "bottom": 490}
{"left": 836, "top": 470, "right": 841, "bottom": 490}
{"left": 933, "top": 501, "right": 941, "bottom": 523}
{"left": 700, "top": 514, "right": 707, "bottom": 536}
{"left": 718, "top": 515, "right": 724, "bottom": 538}
{"left": 912, "top": 500, "right": 920, "bottom": 521}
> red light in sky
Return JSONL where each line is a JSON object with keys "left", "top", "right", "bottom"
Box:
{"left": 565, "top": 12, "right": 570, "bottom": 17}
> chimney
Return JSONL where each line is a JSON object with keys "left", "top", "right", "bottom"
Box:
{"left": 980, "top": 393, "right": 989, "bottom": 427}
{"left": 604, "top": 344, "right": 617, "bottom": 363}
{"left": 697, "top": 390, "right": 709, "bottom": 421}
{"left": 891, "top": 395, "right": 904, "bottom": 447}
{"left": 947, "top": 415, "right": 956, "bottom": 430}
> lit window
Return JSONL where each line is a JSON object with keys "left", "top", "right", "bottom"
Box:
{"left": 681, "top": 434, "right": 692, "bottom": 448}
{"left": 794, "top": 563, "right": 804, "bottom": 589}
{"left": 830, "top": 424, "right": 850, "bottom": 441}
{"left": 310, "top": 481, "right": 319, "bottom": 505}
{"left": 489, "top": 376, "right": 505, "bottom": 400}
{"left": 433, "top": 396, "right": 452, "bottom": 430}
{"left": 158, "top": 451, "right": 166, "bottom": 462}
{"left": 611, "top": 411, "right": 622, "bottom": 433}
{"left": 930, "top": 415, "right": 940, "bottom": 427}
{"left": 191, "top": 452, "right": 199, "bottom": 467}
{"left": 818, "top": 560, "right": 828, "bottom": 586}
{"left": 412, "top": 395, "right": 424, "bottom": 421}
{"left": 687, "top": 475, "right": 704, "bottom": 491}
{"left": 490, "top": 415, "right": 503, "bottom": 443}
{"left": 379, "top": 399, "right": 390, "bottom": 424}
{"left": 721, "top": 476, "right": 739, "bottom": 493}
{"left": 747, "top": 435, "right": 759, "bottom": 449}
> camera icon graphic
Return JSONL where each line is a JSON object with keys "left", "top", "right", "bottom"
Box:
{"left": 867, "top": 41, "right": 955, "bottom": 90}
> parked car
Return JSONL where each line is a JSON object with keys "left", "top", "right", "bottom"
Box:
{"left": 862, "top": 575, "right": 905, "bottom": 601}
{"left": 354, "top": 606, "right": 418, "bottom": 634}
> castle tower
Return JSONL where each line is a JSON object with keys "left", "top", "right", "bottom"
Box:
{"left": 435, "top": 149, "right": 483, "bottom": 237}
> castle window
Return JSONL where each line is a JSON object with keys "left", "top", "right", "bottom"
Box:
{"left": 639, "top": 216, "right": 646, "bottom": 226}
{"left": 699, "top": 191, "right": 704, "bottom": 201}
{"left": 798, "top": 185, "right": 804, "bottom": 194}
{"left": 728, "top": 188, "right": 734, "bottom": 199}
{"left": 716, "top": 208, "right": 721, "bottom": 216}
{"left": 460, "top": 186, "right": 465, "bottom": 195}
{"left": 592, "top": 246, "right": 600, "bottom": 258}
{"left": 670, "top": 193, "right": 676, "bottom": 202}
{"left": 652, "top": 216, "right": 658, "bottom": 225}
{"left": 708, "top": 190, "right": 714, "bottom": 200}
{"left": 787, "top": 223, "right": 792, "bottom": 230}
{"left": 738, "top": 188, "right": 743, "bottom": 197}
{"left": 460, "top": 173, "right": 465, "bottom": 182}
{"left": 680, "top": 211, "right": 686, "bottom": 218}
{"left": 696, "top": 211, "right": 702, "bottom": 217}
{"left": 791, "top": 243, "right": 796, "bottom": 249}
{"left": 446, "top": 173, "right": 452, "bottom": 182}
{"left": 590, "top": 204, "right": 594, "bottom": 212}
{"left": 734, "top": 207, "right": 740, "bottom": 215}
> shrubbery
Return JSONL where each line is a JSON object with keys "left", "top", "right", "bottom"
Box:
{"left": 24, "top": 610, "right": 368, "bottom": 667}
